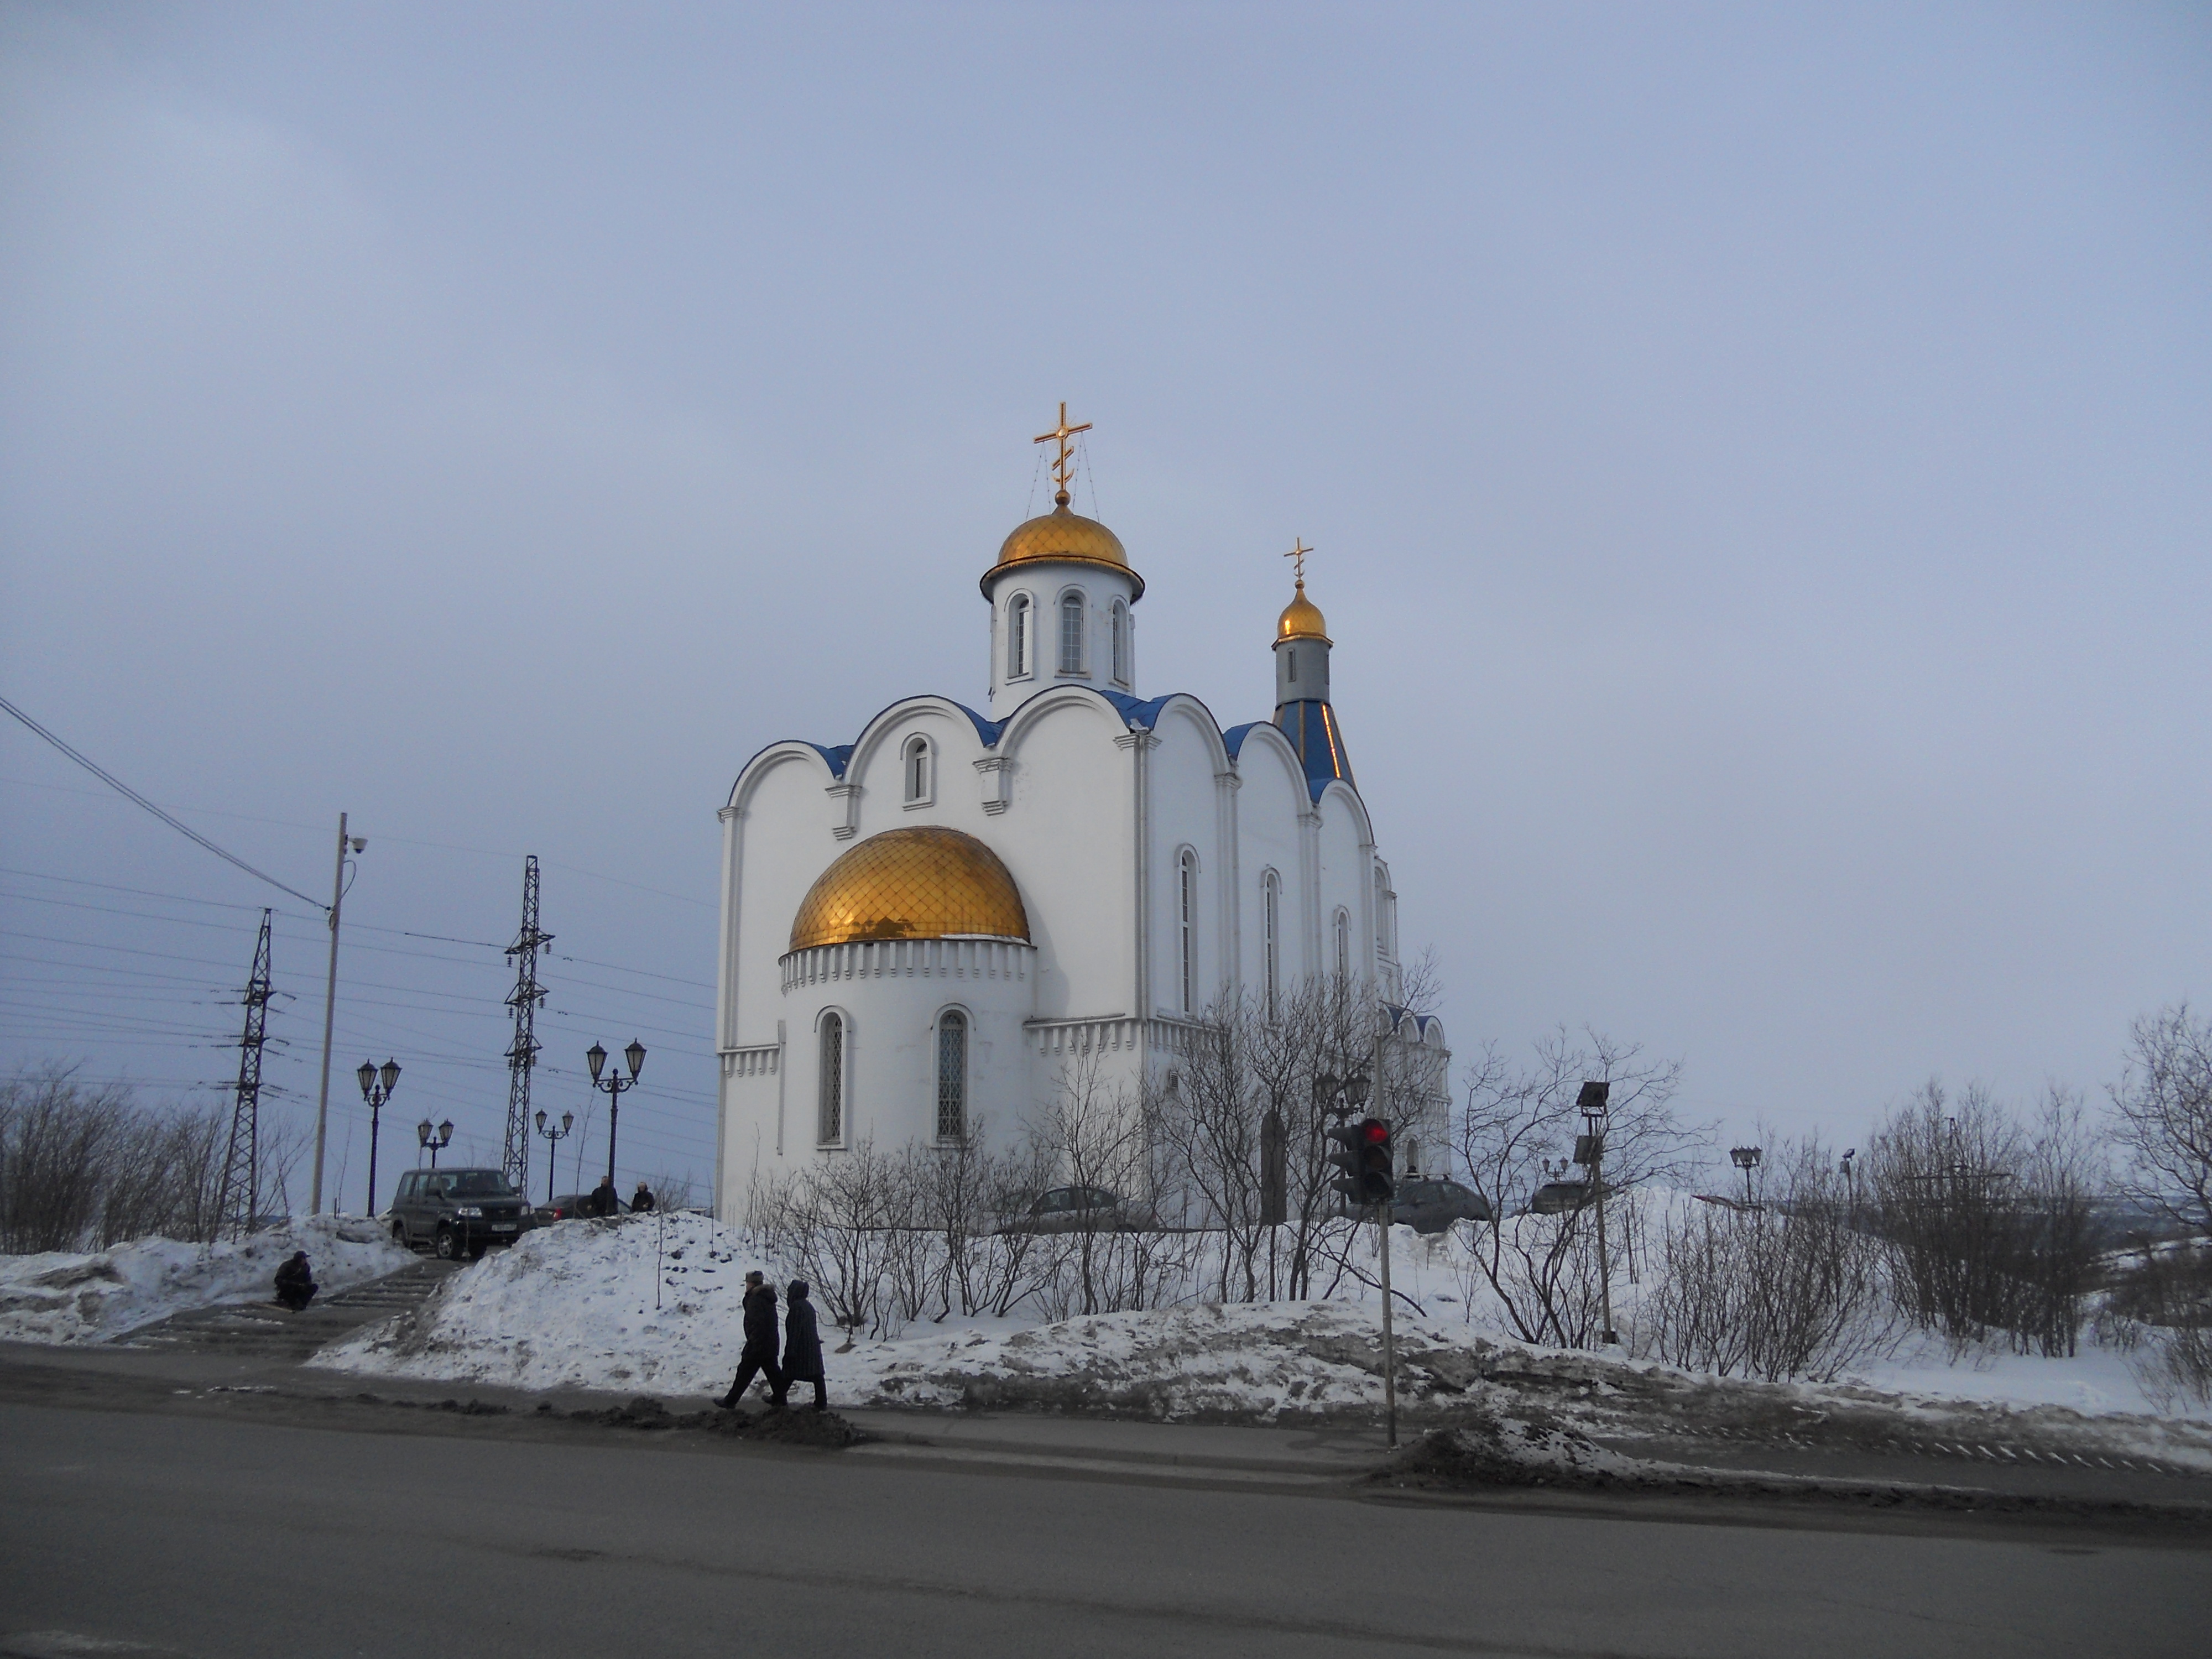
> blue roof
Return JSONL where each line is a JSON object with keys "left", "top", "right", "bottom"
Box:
{"left": 1274, "top": 699, "right": 1355, "bottom": 800}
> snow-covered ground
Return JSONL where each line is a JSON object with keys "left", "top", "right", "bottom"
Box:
{"left": 311, "top": 1213, "right": 2212, "bottom": 1470}
{"left": 0, "top": 1215, "right": 411, "bottom": 1344}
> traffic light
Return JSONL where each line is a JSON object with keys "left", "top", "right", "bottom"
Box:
{"left": 1327, "top": 1117, "right": 1396, "bottom": 1208}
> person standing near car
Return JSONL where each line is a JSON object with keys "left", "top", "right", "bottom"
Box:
{"left": 630, "top": 1181, "right": 655, "bottom": 1214}
{"left": 589, "top": 1173, "right": 619, "bottom": 1218}
{"left": 782, "top": 1280, "right": 827, "bottom": 1411}
{"left": 715, "top": 1271, "right": 786, "bottom": 1410}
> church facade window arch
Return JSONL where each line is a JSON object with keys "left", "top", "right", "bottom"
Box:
{"left": 817, "top": 1010, "right": 849, "bottom": 1147}
{"left": 1109, "top": 599, "right": 1130, "bottom": 686}
{"left": 1006, "top": 593, "right": 1034, "bottom": 680}
{"left": 1333, "top": 909, "right": 1351, "bottom": 982}
{"left": 935, "top": 1008, "right": 968, "bottom": 1141}
{"left": 1261, "top": 868, "right": 1281, "bottom": 1020}
{"left": 1177, "top": 847, "right": 1199, "bottom": 1015}
{"left": 1057, "top": 589, "right": 1087, "bottom": 676}
{"left": 1374, "top": 867, "right": 1391, "bottom": 956}
{"left": 902, "top": 735, "right": 933, "bottom": 806}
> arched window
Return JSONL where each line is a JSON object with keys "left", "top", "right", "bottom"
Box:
{"left": 1261, "top": 869, "right": 1281, "bottom": 1021}
{"left": 1333, "top": 909, "right": 1350, "bottom": 982}
{"left": 935, "top": 1010, "right": 967, "bottom": 1140}
{"left": 903, "top": 735, "right": 932, "bottom": 805}
{"left": 1109, "top": 600, "right": 1130, "bottom": 685}
{"left": 1007, "top": 594, "right": 1032, "bottom": 679}
{"left": 1058, "top": 591, "right": 1086, "bottom": 675}
{"left": 1178, "top": 849, "right": 1198, "bottom": 1015}
{"left": 1402, "top": 1136, "right": 1421, "bottom": 1178}
{"left": 817, "top": 1013, "right": 845, "bottom": 1145}
{"left": 1374, "top": 868, "right": 1391, "bottom": 955}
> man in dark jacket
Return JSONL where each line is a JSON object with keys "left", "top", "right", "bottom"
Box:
{"left": 782, "top": 1280, "right": 827, "bottom": 1410}
{"left": 715, "top": 1271, "right": 786, "bottom": 1410}
{"left": 273, "top": 1251, "right": 316, "bottom": 1312}
{"left": 589, "top": 1175, "right": 619, "bottom": 1218}
{"left": 630, "top": 1182, "right": 655, "bottom": 1214}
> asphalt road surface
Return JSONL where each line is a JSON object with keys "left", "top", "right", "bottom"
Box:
{"left": 4, "top": 1402, "right": 2207, "bottom": 1659}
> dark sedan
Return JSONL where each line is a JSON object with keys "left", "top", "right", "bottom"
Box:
{"left": 1389, "top": 1177, "right": 1493, "bottom": 1234}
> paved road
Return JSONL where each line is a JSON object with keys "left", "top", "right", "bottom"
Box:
{"left": 4, "top": 1402, "right": 2206, "bottom": 1659}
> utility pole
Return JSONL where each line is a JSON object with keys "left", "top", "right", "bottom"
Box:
{"left": 310, "top": 813, "right": 363, "bottom": 1215}
{"left": 1581, "top": 1082, "right": 1618, "bottom": 1345}
{"left": 502, "top": 856, "right": 552, "bottom": 1193}
{"left": 216, "top": 910, "right": 274, "bottom": 1239}
{"left": 1374, "top": 1021, "right": 1398, "bottom": 1448}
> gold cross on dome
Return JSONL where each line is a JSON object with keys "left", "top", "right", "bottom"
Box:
{"left": 1033, "top": 401, "right": 1093, "bottom": 507}
{"left": 1284, "top": 538, "right": 1313, "bottom": 586}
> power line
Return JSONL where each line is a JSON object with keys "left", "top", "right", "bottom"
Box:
{"left": 0, "top": 697, "right": 326, "bottom": 911}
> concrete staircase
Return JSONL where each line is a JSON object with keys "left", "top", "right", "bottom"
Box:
{"left": 122, "top": 1256, "right": 465, "bottom": 1363}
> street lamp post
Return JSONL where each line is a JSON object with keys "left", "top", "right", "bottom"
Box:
{"left": 417, "top": 1117, "right": 454, "bottom": 1169}
{"left": 1575, "top": 1081, "right": 1618, "bottom": 1345}
{"left": 534, "top": 1108, "right": 575, "bottom": 1207}
{"left": 1730, "top": 1144, "right": 1762, "bottom": 1207}
{"left": 585, "top": 1040, "right": 646, "bottom": 1190}
{"left": 356, "top": 1057, "right": 400, "bottom": 1216}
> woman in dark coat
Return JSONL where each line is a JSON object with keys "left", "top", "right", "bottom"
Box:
{"left": 783, "top": 1280, "right": 827, "bottom": 1410}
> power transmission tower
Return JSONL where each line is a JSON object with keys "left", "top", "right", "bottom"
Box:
{"left": 502, "top": 857, "right": 552, "bottom": 1192}
{"left": 217, "top": 910, "right": 274, "bottom": 1239}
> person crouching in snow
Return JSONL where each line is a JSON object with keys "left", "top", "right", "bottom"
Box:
{"left": 784, "top": 1280, "right": 827, "bottom": 1411}
{"left": 715, "top": 1271, "right": 786, "bottom": 1411}
{"left": 274, "top": 1251, "right": 317, "bottom": 1312}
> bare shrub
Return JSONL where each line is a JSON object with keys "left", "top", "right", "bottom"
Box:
{"left": 1867, "top": 1082, "right": 2104, "bottom": 1357}
{"left": 1644, "top": 1136, "right": 1895, "bottom": 1381}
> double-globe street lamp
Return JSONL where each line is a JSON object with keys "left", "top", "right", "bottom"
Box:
{"left": 356, "top": 1057, "right": 400, "bottom": 1215}
{"left": 418, "top": 1117, "right": 455, "bottom": 1169}
{"left": 534, "top": 1108, "right": 575, "bottom": 1207}
{"left": 585, "top": 1040, "right": 646, "bottom": 1191}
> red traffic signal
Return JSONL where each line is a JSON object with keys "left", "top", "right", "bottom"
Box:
{"left": 1327, "top": 1117, "right": 1396, "bottom": 1208}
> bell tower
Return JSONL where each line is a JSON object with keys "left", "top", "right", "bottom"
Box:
{"left": 1272, "top": 540, "right": 1354, "bottom": 794}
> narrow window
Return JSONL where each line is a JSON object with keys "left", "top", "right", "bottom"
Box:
{"left": 1334, "top": 910, "right": 1350, "bottom": 982}
{"left": 1178, "top": 849, "right": 1198, "bottom": 1014}
{"left": 1110, "top": 601, "right": 1129, "bottom": 685}
{"left": 1008, "top": 594, "right": 1031, "bottom": 678}
{"left": 936, "top": 1011, "right": 968, "bottom": 1140}
{"left": 818, "top": 1014, "right": 844, "bottom": 1144}
{"left": 1374, "top": 869, "right": 1390, "bottom": 954}
{"left": 1287, "top": 648, "right": 1297, "bottom": 684}
{"left": 1058, "top": 591, "right": 1086, "bottom": 675}
{"left": 904, "top": 735, "right": 931, "bottom": 804}
{"left": 1402, "top": 1137, "right": 1421, "bottom": 1178}
{"left": 1262, "top": 870, "right": 1281, "bottom": 1021}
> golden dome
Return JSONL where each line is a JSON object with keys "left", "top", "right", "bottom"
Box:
{"left": 980, "top": 504, "right": 1145, "bottom": 599}
{"left": 1276, "top": 578, "right": 1330, "bottom": 644}
{"left": 787, "top": 826, "right": 1030, "bottom": 952}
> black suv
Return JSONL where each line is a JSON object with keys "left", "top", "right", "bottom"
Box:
{"left": 389, "top": 1167, "right": 530, "bottom": 1259}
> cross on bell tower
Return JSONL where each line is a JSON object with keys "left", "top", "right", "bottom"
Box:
{"left": 1033, "top": 401, "right": 1092, "bottom": 509}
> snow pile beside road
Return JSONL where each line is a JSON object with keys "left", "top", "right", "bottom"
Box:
{"left": 0, "top": 1216, "right": 411, "bottom": 1344}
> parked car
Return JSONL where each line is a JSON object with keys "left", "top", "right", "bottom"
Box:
{"left": 1389, "top": 1177, "right": 1492, "bottom": 1234}
{"left": 537, "top": 1192, "right": 630, "bottom": 1223}
{"left": 994, "top": 1186, "right": 1155, "bottom": 1234}
{"left": 389, "top": 1167, "right": 531, "bottom": 1259}
{"left": 1526, "top": 1179, "right": 1595, "bottom": 1215}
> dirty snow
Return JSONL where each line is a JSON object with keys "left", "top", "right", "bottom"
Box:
{"left": 307, "top": 1212, "right": 2212, "bottom": 1473}
{"left": 0, "top": 1215, "right": 411, "bottom": 1344}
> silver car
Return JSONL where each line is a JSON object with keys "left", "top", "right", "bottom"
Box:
{"left": 995, "top": 1186, "right": 1156, "bottom": 1234}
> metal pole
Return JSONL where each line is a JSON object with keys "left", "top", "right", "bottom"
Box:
{"left": 1592, "top": 1128, "right": 1617, "bottom": 1345}
{"left": 1374, "top": 1024, "right": 1397, "bottom": 1448}
{"left": 606, "top": 1080, "right": 622, "bottom": 1189}
{"left": 366, "top": 1099, "right": 381, "bottom": 1217}
{"left": 310, "top": 813, "right": 347, "bottom": 1215}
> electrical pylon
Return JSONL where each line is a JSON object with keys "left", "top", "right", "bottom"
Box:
{"left": 502, "top": 857, "right": 552, "bottom": 1192}
{"left": 216, "top": 910, "right": 273, "bottom": 1239}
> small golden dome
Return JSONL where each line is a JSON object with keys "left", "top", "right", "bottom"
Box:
{"left": 981, "top": 504, "right": 1145, "bottom": 599}
{"left": 1276, "top": 578, "right": 1330, "bottom": 644}
{"left": 788, "top": 826, "right": 1030, "bottom": 953}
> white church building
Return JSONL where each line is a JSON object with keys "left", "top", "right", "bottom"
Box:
{"left": 712, "top": 411, "right": 1446, "bottom": 1213}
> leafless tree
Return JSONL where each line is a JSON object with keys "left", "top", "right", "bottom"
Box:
{"left": 1452, "top": 1028, "right": 1704, "bottom": 1348}
{"left": 2111, "top": 1003, "right": 2212, "bottom": 1242}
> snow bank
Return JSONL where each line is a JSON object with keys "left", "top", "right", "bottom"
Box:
{"left": 0, "top": 1216, "right": 411, "bottom": 1344}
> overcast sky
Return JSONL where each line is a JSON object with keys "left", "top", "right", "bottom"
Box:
{"left": 2, "top": 2, "right": 2206, "bottom": 1201}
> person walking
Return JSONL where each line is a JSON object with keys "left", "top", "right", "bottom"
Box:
{"left": 630, "top": 1181, "right": 655, "bottom": 1214}
{"left": 782, "top": 1280, "right": 827, "bottom": 1411}
{"left": 273, "top": 1251, "right": 317, "bottom": 1312}
{"left": 715, "top": 1271, "right": 786, "bottom": 1410}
